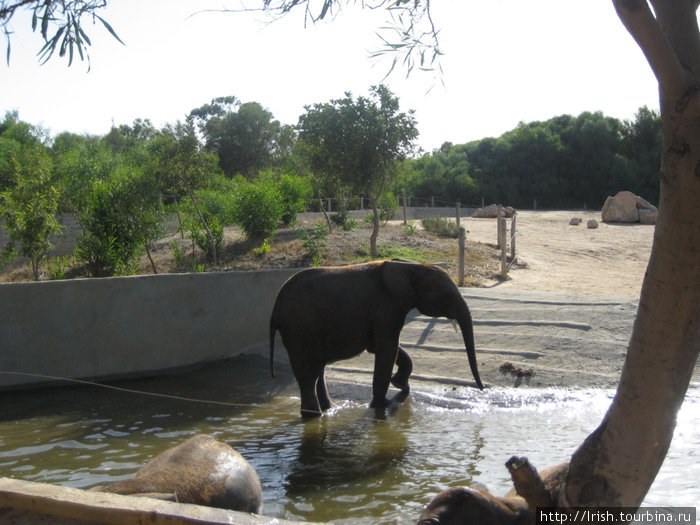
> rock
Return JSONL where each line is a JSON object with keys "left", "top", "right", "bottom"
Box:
{"left": 587, "top": 219, "right": 599, "bottom": 229}
{"left": 569, "top": 218, "right": 582, "bottom": 225}
{"left": 472, "top": 204, "right": 516, "bottom": 218}
{"left": 638, "top": 208, "right": 657, "bottom": 225}
{"left": 601, "top": 191, "right": 658, "bottom": 224}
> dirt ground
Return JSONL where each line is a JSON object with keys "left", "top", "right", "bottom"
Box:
{"left": 460, "top": 209, "right": 655, "bottom": 296}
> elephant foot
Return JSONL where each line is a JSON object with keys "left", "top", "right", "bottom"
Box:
{"left": 369, "top": 397, "right": 391, "bottom": 408}
{"left": 318, "top": 399, "right": 334, "bottom": 412}
{"left": 300, "top": 408, "right": 324, "bottom": 419}
{"left": 390, "top": 374, "right": 410, "bottom": 393}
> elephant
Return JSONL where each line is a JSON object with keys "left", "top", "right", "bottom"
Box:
{"left": 417, "top": 487, "right": 530, "bottom": 525}
{"left": 269, "top": 260, "right": 484, "bottom": 418}
{"left": 96, "top": 434, "right": 263, "bottom": 514}
{"left": 417, "top": 462, "right": 569, "bottom": 524}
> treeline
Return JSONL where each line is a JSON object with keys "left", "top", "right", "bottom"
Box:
{"left": 0, "top": 107, "right": 313, "bottom": 279}
{"left": 401, "top": 107, "right": 661, "bottom": 209}
{"left": 1, "top": 98, "right": 661, "bottom": 280}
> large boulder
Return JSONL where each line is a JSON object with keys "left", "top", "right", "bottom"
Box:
{"left": 601, "top": 191, "right": 658, "bottom": 224}
{"left": 472, "top": 204, "right": 516, "bottom": 218}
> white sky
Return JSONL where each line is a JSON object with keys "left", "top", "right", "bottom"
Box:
{"left": 1, "top": 1, "right": 660, "bottom": 152}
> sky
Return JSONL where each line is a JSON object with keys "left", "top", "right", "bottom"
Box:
{"left": 1, "top": 1, "right": 661, "bottom": 153}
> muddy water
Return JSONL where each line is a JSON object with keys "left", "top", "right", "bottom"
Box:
{"left": 1, "top": 356, "right": 698, "bottom": 524}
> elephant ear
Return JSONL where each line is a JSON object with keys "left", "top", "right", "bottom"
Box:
{"left": 381, "top": 260, "right": 418, "bottom": 310}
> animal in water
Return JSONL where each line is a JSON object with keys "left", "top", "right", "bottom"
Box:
{"left": 97, "top": 434, "right": 263, "bottom": 513}
{"left": 269, "top": 260, "right": 484, "bottom": 417}
{"left": 417, "top": 462, "right": 569, "bottom": 524}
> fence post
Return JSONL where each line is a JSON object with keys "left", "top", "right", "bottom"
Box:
{"left": 458, "top": 227, "right": 466, "bottom": 287}
{"left": 510, "top": 213, "right": 517, "bottom": 261}
{"left": 402, "top": 190, "right": 408, "bottom": 225}
{"left": 431, "top": 196, "right": 435, "bottom": 207}
{"left": 327, "top": 198, "right": 332, "bottom": 212}
{"left": 497, "top": 205, "right": 504, "bottom": 249}
{"left": 499, "top": 214, "right": 507, "bottom": 279}
{"left": 456, "top": 201, "right": 461, "bottom": 228}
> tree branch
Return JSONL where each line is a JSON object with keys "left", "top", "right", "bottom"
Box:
{"left": 649, "top": 0, "right": 700, "bottom": 79}
{"left": 613, "top": 0, "right": 687, "bottom": 97}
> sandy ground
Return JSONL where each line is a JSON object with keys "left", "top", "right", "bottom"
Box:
{"left": 462, "top": 210, "right": 655, "bottom": 296}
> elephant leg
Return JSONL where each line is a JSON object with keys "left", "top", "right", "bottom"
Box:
{"left": 369, "top": 344, "right": 398, "bottom": 408}
{"left": 291, "top": 360, "right": 324, "bottom": 418}
{"left": 316, "top": 366, "right": 333, "bottom": 412}
{"left": 390, "top": 345, "right": 412, "bottom": 393}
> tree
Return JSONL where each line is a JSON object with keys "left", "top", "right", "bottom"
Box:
{"left": 620, "top": 106, "right": 663, "bottom": 203}
{"left": 298, "top": 85, "right": 417, "bottom": 257}
{"left": 0, "top": 112, "right": 62, "bottom": 280}
{"left": 560, "top": 0, "right": 700, "bottom": 510}
{"left": 189, "top": 97, "right": 284, "bottom": 178}
{"left": 147, "top": 120, "right": 222, "bottom": 266}
{"left": 0, "top": 140, "right": 62, "bottom": 280}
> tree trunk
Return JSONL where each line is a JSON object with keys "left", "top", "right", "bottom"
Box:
{"left": 368, "top": 193, "right": 380, "bottom": 258}
{"left": 185, "top": 183, "right": 217, "bottom": 268}
{"left": 144, "top": 239, "right": 158, "bottom": 274}
{"left": 317, "top": 182, "right": 333, "bottom": 232}
{"left": 422, "top": 2, "right": 700, "bottom": 519}
{"left": 562, "top": 0, "right": 700, "bottom": 509}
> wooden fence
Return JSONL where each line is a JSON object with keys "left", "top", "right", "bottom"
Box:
{"left": 457, "top": 205, "right": 517, "bottom": 286}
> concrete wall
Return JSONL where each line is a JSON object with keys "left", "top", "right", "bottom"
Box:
{"left": 0, "top": 269, "right": 298, "bottom": 389}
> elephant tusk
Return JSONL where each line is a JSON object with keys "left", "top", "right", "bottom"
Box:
{"left": 451, "top": 319, "right": 458, "bottom": 333}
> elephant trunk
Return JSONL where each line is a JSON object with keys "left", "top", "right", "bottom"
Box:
{"left": 457, "top": 308, "right": 485, "bottom": 389}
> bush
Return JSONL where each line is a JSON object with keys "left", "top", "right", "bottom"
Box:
{"left": 177, "top": 187, "right": 236, "bottom": 263}
{"left": 421, "top": 217, "right": 461, "bottom": 238}
{"left": 330, "top": 206, "right": 358, "bottom": 231}
{"left": 75, "top": 169, "right": 162, "bottom": 276}
{"left": 232, "top": 182, "right": 283, "bottom": 239}
{"left": 378, "top": 191, "right": 397, "bottom": 224}
{"left": 277, "top": 174, "right": 312, "bottom": 225}
{"left": 187, "top": 215, "right": 224, "bottom": 263}
{"left": 296, "top": 223, "right": 328, "bottom": 267}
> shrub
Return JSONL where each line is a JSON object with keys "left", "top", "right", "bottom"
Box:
{"left": 421, "top": 217, "right": 461, "bottom": 238}
{"left": 378, "top": 191, "right": 397, "bottom": 224}
{"left": 296, "top": 223, "right": 328, "bottom": 267}
{"left": 232, "top": 182, "right": 283, "bottom": 239}
{"left": 177, "top": 187, "right": 235, "bottom": 264}
{"left": 75, "top": 168, "right": 163, "bottom": 277}
{"left": 187, "top": 216, "right": 224, "bottom": 263}
{"left": 277, "top": 174, "right": 312, "bottom": 226}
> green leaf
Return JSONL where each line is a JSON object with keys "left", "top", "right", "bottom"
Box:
{"left": 95, "top": 15, "right": 125, "bottom": 46}
{"left": 40, "top": 8, "right": 50, "bottom": 38}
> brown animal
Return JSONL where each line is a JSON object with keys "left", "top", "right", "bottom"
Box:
{"left": 418, "top": 463, "right": 569, "bottom": 524}
{"left": 270, "top": 260, "right": 484, "bottom": 418}
{"left": 98, "top": 434, "right": 263, "bottom": 514}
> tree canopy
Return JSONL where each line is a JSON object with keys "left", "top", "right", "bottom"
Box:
{"left": 298, "top": 85, "right": 418, "bottom": 256}
{"left": 190, "top": 97, "right": 286, "bottom": 179}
